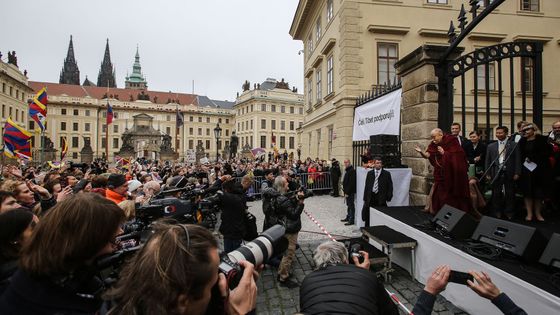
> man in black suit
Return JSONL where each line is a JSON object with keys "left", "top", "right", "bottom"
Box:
{"left": 341, "top": 159, "right": 356, "bottom": 225}
{"left": 451, "top": 122, "right": 470, "bottom": 151}
{"left": 362, "top": 158, "right": 393, "bottom": 227}
{"left": 485, "top": 126, "right": 521, "bottom": 219}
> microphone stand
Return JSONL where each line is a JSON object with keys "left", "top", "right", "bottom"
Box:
{"left": 480, "top": 138, "right": 520, "bottom": 187}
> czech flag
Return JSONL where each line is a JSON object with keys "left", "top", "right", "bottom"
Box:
{"left": 29, "top": 87, "right": 48, "bottom": 131}
{"left": 60, "top": 136, "right": 68, "bottom": 161}
{"left": 3, "top": 117, "right": 32, "bottom": 160}
{"left": 107, "top": 101, "right": 114, "bottom": 125}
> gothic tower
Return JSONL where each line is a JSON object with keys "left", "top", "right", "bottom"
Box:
{"left": 125, "top": 46, "right": 148, "bottom": 90}
{"left": 97, "top": 39, "right": 116, "bottom": 88}
{"left": 59, "top": 35, "right": 80, "bottom": 85}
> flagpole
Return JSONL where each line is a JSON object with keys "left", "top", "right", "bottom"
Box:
{"left": 105, "top": 82, "right": 109, "bottom": 161}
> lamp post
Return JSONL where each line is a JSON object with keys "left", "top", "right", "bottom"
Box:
{"left": 213, "top": 123, "right": 222, "bottom": 162}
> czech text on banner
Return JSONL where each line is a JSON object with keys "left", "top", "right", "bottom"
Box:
{"left": 29, "top": 87, "right": 48, "bottom": 132}
{"left": 3, "top": 118, "right": 32, "bottom": 160}
{"left": 352, "top": 88, "right": 402, "bottom": 141}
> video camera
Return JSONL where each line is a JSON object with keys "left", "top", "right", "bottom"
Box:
{"left": 285, "top": 187, "right": 314, "bottom": 201}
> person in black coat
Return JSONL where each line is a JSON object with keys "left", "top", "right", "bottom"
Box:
{"left": 451, "top": 122, "right": 471, "bottom": 151}
{"left": 362, "top": 158, "right": 393, "bottom": 227}
{"left": 330, "top": 159, "right": 341, "bottom": 197}
{"left": 463, "top": 131, "right": 487, "bottom": 177}
{"left": 341, "top": 159, "right": 356, "bottom": 225}
{"left": 218, "top": 179, "right": 247, "bottom": 253}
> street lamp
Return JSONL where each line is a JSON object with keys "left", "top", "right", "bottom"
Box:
{"left": 213, "top": 123, "right": 222, "bottom": 162}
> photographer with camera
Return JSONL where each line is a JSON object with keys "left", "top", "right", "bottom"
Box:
{"left": 105, "top": 222, "right": 258, "bottom": 315}
{"left": 300, "top": 241, "right": 399, "bottom": 315}
{"left": 273, "top": 176, "right": 305, "bottom": 288}
{"left": 0, "top": 193, "right": 125, "bottom": 314}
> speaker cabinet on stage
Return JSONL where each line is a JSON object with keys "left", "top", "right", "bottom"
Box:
{"left": 472, "top": 216, "right": 546, "bottom": 261}
{"left": 539, "top": 233, "right": 560, "bottom": 269}
{"left": 432, "top": 204, "right": 478, "bottom": 239}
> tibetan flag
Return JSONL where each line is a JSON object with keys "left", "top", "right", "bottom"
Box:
{"left": 60, "top": 137, "right": 68, "bottom": 161}
{"left": 29, "top": 87, "right": 48, "bottom": 131}
{"left": 106, "top": 101, "right": 114, "bottom": 125}
{"left": 3, "top": 117, "right": 32, "bottom": 160}
{"left": 176, "top": 108, "right": 184, "bottom": 128}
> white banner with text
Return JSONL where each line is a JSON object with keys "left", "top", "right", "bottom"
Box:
{"left": 352, "top": 88, "right": 402, "bottom": 141}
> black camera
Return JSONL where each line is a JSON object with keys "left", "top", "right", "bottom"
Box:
{"left": 343, "top": 241, "right": 364, "bottom": 265}
{"left": 219, "top": 225, "right": 287, "bottom": 289}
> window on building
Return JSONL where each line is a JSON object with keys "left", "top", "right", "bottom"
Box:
{"left": 261, "top": 104, "right": 266, "bottom": 111}
{"left": 72, "top": 152, "right": 78, "bottom": 159}
{"left": 245, "top": 121, "right": 249, "bottom": 130}
{"left": 281, "top": 106, "right": 285, "bottom": 113}
{"left": 61, "top": 122, "right": 66, "bottom": 131}
{"left": 167, "top": 127, "right": 171, "bottom": 135}
{"left": 328, "top": 127, "right": 334, "bottom": 159}
{"left": 198, "top": 117, "right": 202, "bottom": 122}
{"left": 189, "top": 140, "right": 194, "bottom": 149}
{"left": 427, "top": 0, "right": 448, "bottom": 4}
{"left": 1, "top": 105, "right": 4, "bottom": 117}
{"left": 73, "top": 109, "right": 79, "bottom": 116}
{"left": 521, "top": 57, "right": 534, "bottom": 92}
{"left": 520, "top": 0, "right": 538, "bottom": 11}
{"left": 9, "top": 86, "right": 12, "bottom": 96}
{"left": 315, "top": 17, "right": 322, "bottom": 42}
{"left": 271, "top": 120, "right": 276, "bottom": 129}
{"left": 250, "top": 120, "right": 254, "bottom": 129}
{"left": 28, "top": 121, "right": 34, "bottom": 130}
{"left": 226, "top": 129, "right": 230, "bottom": 136}
{"left": 250, "top": 105, "right": 253, "bottom": 112}
{"left": 206, "top": 117, "right": 210, "bottom": 123}
{"left": 189, "top": 116, "right": 194, "bottom": 122}
{"left": 280, "top": 136, "right": 285, "bottom": 149}
{"left": 299, "top": 107, "right": 304, "bottom": 115}
{"left": 8, "top": 107, "right": 11, "bottom": 117}
{"left": 271, "top": 105, "right": 276, "bottom": 112}
{"left": 72, "top": 137, "right": 79, "bottom": 148}
{"left": 219, "top": 118, "right": 222, "bottom": 123}
{"left": 198, "top": 128, "right": 202, "bottom": 135}
{"left": 84, "top": 123, "right": 90, "bottom": 132}
{"left": 102, "top": 124, "right": 107, "bottom": 132}
{"left": 261, "top": 119, "right": 266, "bottom": 129}
{"left": 281, "top": 120, "right": 285, "bottom": 130}
{"left": 316, "top": 69, "right": 322, "bottom": 100}
{"left": 289, "top": 137, "right": 295, "bottom": 149}
{"left": 238, "top": 122, "right": 240, "bottom": 131}
{"left": 226, "top": 118, "right": 229, "bottom": 123}
{"left": 377, "top": 43, "right": 399, "bottom": 85}
{"left": 189, "top": 127, "right": 193, "bottom": 135}
{"left": 327, "top": 0, "right": 334, "bottom": 22}
{"left": 205, "top": 140, "right": 210, "bottom": 150}
{"left": 72, "top": 123, "right": 78, "bottom": 131}
{"left": 290, "top": 121, "right": 295, "bottom": 130}
{"left": 1, "top": 83, "right": 5, "bottom": 93}
{"left": 327, "top": 55, "right": 334, "bottom": 95}
{"left": 114, "top": 125, "right": 119, "bottom": 133}
{"left": 165, "top": 115, "right": 170, "bottom": 122}
{"left": 85, "top": 110, "right": 90, "bottom": 116}
{"left": 260, "top": 136, "right": 266, "bottom": 148}
{"left": 476, "top": 63, "right": 496, "bottom": 91}
{"left": 206, "top": 128, "right": 210, "bottom": 136}
{"left": 61, "top": 108, "right": 67, "bottom": 115}
{"left": 307, "top": 34, "right": 314, "bottom": 55}
{"left": 290, "top": 106, "right": 295, "bottom": 114}
{"left": 307, "top": 78, "right": 313, "bottom": 107}
{"left": 113, "top": 138, "right": 119, "bottom": 148}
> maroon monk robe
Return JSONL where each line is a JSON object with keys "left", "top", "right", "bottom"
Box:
{"left": 427, "top": 134, "right": 471, "bottom": 214}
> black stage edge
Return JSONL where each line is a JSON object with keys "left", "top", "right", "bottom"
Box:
{"left": 375, "top": 206, "right": 560, "bottom": 298}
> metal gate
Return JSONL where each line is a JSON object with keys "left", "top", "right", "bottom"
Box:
{"left": 436, "top": 0, "right": 543, "bottom": 139}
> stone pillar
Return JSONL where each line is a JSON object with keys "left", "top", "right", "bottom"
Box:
{"left": 395, "top": 45, "right": 463, "bottom": 206}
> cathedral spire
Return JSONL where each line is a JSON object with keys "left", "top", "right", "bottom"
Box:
{"left": 125, "top": 44, "right": 147, "bottom": 90}
{"left": 59, "top": 35, "right": 80, "bottom": 85}
{"left": 97, "top": 38, "right": 116, "bottom": 88}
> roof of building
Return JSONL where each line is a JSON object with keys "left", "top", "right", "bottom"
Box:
{"left": 196, "top": 95, "right": 235, "bottom": 109}
{"left": 29, "top": 81, "right": 198, "bottom": 105}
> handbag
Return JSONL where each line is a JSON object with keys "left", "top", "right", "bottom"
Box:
{"left": 243, "top": 211, "right": 258, "bottom": 241}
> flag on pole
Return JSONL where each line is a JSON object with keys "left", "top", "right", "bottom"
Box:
{"left": 29, "top": 87, "right": 48, "bottom": 131}
{"left": 60, "top": 137, "right": 68, "bottom": 161}
{"left": 176, "top": 107, "right": 184, "bottom": 128}
{"left": 106, "top": 101, "right": 114, "bottom": 125}
{"left": 3, "top": 117, "right": 32, "bottom": 160}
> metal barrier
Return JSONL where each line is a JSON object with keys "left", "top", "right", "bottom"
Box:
{"left": 233, "top": 171, "right": 336, "bottom": 198}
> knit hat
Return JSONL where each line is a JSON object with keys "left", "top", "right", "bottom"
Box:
{"left": 107, "top": 174, "right": 127, "bottom": 188}
{"left": 0, "top": 209, "right": 34, "bottom": 259}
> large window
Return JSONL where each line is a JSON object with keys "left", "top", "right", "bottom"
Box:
{"left": 377, "top": 43, "right": 398, "bottom": 85}
{"left": 113, "top": 138, "right": 119, "bottom": 149}
{"left": 260, "top": 135, "right": 266, "bottom": 148}
{"left": 307, "top": 34, "right": 314, "bottom": 54}
{"left": 307, "top": 78, "right": 313, "bottom": 107}
{"left": 85, "top": 123, "right": 90, "bottom": 132}
{"left": 261, "top": 119, "right": 266, "bottom": 129}
{"left": 280, "top": 136, "right": 285, "bottom": 149}
{"left": 326, "top": 0, "right": 334, "bottom": 22}
{"left": 271, "top": 105, "right": 276, "bottom": 112}
{"left": 261, "top": 104, "right": 266, "bottom": 111}
{"left": 327, "top": 55, "right": 334, "bottom": 95}
{"left": 315, "top": 18, "right": 322, "bottom": 42}
{"left": 290, "top": 121, "right": 295, "bottom": 130}
{"left": 289, "top": 137, "right": 295, "bottom": 149}
{"left": 476, "top": 63, "right": 496, "bottom": 91}
{"left": 61, "top": 122, "right": 66, "bottom": 131}
{"left": 72, "top": 137, "right": 79, "bottom": 148}
{"left": 271, "top": 120, "right": 276, "bottom": 129}
{"left": 281, "top": 120, "right": 285, "bottom": 130}
{"left": 520, "top": 0, "right": 539, "bottom": 11}
{"left": 316, "top": 69, "right": 322, "bottom": 101}
{"left": 521, "top": 57, "right": 534, "bottom": 92}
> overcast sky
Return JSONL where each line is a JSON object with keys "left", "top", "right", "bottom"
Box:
{"left": 1, "top": 0, "right": 303, "bottom": 102}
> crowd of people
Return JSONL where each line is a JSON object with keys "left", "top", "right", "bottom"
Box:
{"left": 416, "top": 120, "right": 560, "bottom": 221}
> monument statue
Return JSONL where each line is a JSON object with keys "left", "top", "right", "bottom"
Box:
{"left": 242, "top": 80, "right": 250, "bottom": 91}
{"left": 7, "top": 51, "right": 18, "bottom": 67}
{"left": 230, "top": 131, "right": 239, "bottom": 158}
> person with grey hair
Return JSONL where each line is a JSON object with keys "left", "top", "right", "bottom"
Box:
{"left": 300, "top": 241, "right": 399, "bottom": 315}
{"left": 273, "top": 175, "right": 305, "bottom": 288}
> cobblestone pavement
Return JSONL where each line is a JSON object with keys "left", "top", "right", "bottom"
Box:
{"left": 244, "top": 195, "right": 469, "bottom": 315}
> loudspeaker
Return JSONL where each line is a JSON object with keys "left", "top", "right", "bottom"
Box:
{"left": 539, "top": 233, "right": 560, "bottom": 269}
{"left": 432, "top": 204, "right": 478, "bottom": 239}
{"left": 472, "top": 216, "right": 546, "bottom": 261}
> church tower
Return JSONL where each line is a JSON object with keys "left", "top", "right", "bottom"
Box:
{"left": 59, "top": 35, "right": 80, "bottom": 85}
{"left": 125, "top": 46, "right": 148, "bottom": 90}
{"left": 97, "top": 39, "right": 116, "bottom": 88}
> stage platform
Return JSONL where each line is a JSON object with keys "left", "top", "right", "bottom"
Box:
{"left": 369, "top": 206, "right": 560, "bottom": 315}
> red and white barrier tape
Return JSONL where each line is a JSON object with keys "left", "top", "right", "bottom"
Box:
{"left": 386, "top": 288, "right": 413, "bottom": 315}
{"left": 302, "top": 209, "right": 337, "bottom": 242}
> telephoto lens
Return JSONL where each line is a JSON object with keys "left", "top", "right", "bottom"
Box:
{"left": 219, "top": 224, "right": 286, "bottom": 289}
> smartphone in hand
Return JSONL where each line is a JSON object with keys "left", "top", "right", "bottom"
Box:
{"left": 448, "top": 270, "right": 474, "bottom": 285}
